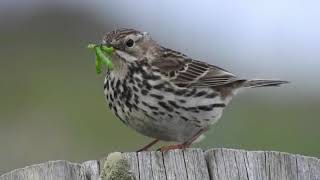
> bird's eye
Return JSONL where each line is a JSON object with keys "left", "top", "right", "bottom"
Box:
{"left": 125, "top": 39, "right": 134, "bottom": 47}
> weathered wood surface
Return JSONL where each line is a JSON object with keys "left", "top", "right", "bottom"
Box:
{"left": 1, "top": 148, "right": 320, "bottom": 180}
{"left": 0, "top": 160, "right": 99, "bottom": 180}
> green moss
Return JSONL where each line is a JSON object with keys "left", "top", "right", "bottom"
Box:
{"left": 100, "top": 152, "right": 133, "bottom": 180}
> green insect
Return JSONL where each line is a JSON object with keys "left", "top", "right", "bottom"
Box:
{"left": 87, "top": 44, "right": 114, "bottom": 74}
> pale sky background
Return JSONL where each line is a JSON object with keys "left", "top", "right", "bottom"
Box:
{"left": 1, "top": 0, "right": 319, "bottom": 92}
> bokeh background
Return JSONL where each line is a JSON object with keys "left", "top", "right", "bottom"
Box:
{"left": 1, "top": 0, "right": 319, "bottom": 174}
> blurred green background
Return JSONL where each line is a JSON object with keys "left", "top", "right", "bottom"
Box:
{"left": 1, "top": 1, "right": 319, "bottom": 174}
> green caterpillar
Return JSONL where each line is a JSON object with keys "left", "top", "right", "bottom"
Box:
{"left": 88, "top": 44, "right": 114, "bottom": 74}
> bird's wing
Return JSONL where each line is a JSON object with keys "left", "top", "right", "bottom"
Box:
{"left": 150, "top": 48, "right": 241, "bottom": 88}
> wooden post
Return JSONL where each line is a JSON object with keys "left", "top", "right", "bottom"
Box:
{"left": 1, "top": 148, "right": 319, "bottom": 180}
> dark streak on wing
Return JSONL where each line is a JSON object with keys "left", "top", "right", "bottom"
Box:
{"left": 151, "top": 47, "right": 241, "bottom": 88}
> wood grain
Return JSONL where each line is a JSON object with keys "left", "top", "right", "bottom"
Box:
{"left": 1, "top": 148, "right": 319, "bottom": 180}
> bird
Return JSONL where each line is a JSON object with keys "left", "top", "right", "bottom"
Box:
{"left": 100, "top": 28, "right": 288, "bottom": 152}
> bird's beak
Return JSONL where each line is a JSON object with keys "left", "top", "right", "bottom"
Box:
{"left": 101, "top": 39, "right": 115, "bottom": 49}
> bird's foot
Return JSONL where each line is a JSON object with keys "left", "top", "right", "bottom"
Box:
{"left": 158, "top": 143, "right": 190, "bottom": 152}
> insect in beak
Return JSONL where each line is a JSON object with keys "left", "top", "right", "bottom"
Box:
{"left": 88, "top": 44, "right": 114, "bottom": 74}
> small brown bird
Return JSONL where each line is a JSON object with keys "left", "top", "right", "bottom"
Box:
{"left": 101, "top": 28, "right": 288, "bottom": 151}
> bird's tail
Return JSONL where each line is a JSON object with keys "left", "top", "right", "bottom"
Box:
{"left": 243, "top": 79, "right": 289, "bottom": 88}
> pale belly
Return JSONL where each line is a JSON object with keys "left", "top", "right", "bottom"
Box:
{"left": 125, "top": 105, "right": 224, "bottom": 142}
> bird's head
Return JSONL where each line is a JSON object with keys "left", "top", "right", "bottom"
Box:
{"left": 102, "top": 28, "right": 159, "bottom": 67}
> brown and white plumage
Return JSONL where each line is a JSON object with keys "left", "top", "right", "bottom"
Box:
{"left": 151, "top": 47, "right": 288, "bottom": 89}
{"left": 100, "top": 28, "right": 288, "bottom": 151}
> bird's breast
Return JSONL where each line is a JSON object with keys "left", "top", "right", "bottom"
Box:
{"left": 103, "top": 65, "right": 229, "bottom": 142}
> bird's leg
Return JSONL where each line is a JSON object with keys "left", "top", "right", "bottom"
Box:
{"left": 158, "top": 128, "right": 209, "bottom": 152}
{"left": 136, "top": 139, "right": 160, "bottom": 152}
{"left": 184, "top": 127, "right": 209, "bottom": 145}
